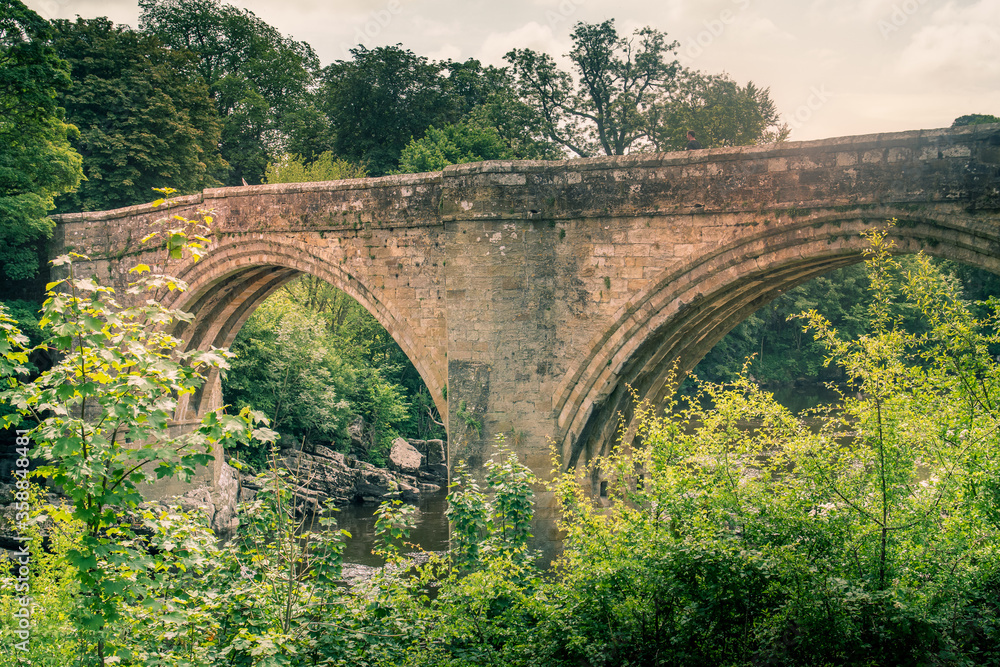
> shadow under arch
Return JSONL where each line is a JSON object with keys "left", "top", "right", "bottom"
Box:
{"left": 155, "top": 236, "right": 448, "bottom": 427}
{"left": 556, "top": 211, "right": 1000, "bottom": 475}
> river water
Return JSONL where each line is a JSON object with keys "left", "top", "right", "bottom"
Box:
{"left": 336, "top": 489, "right": 450, "bottom": 567}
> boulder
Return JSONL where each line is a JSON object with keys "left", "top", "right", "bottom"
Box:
{"left": 406, "top": 439, "right": 448, "bottom": 485}
{"left": 389, "top": 438, "right": 422, "bottom": 474}
{"left": 171, "top": 462, "right": 243, "bottom": 538}
{"left": 419, "top": 439, "right": 447, "bottom": 467}
{"left": 347, "top": 416, "right": 365, "bottom": 444}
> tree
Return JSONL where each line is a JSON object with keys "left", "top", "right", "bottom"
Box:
{"left": 531, "top": 231, "right": 1000, "bottom": 664}
{"left": 952, "top": 113, "right": 1000, "bottom": 127}
{"left": 50, "top": 17, "right": 224, "bottom": 212}
{"left": 506, "top": 20, "right": 680, "bottom": 157}
{"left": 0, "top": 209, "right": 275, "bottom": 665}
{"left": 0, "top": 0, "right": 82, "bottom": 282}
{"left": 139, "top": 0, "right": 320, "bottom": 185}
{"left": 649, "top": 72, "right": 789, "bottom": 151}
{"left": 224, "top": 298, "right": 353, "bottom": 467}
{"left": 265, "top": 151, "right": 366, "bottom": 184}
{"left": 441, "top": 58, "right": 560, "bottom": 161}
{"left": 319, "top": 45, "right": 455, "bottom": 176}
{"left": 396, "top": 122, "right": 515, "bottom": 173}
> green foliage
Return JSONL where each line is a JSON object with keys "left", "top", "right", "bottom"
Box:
{"left": 319, "top": 45, "right": 457, "bottom": 176}
{"left": 265, "top": 151, "right": 366, "bottom": 184}
{"left": 446, "top": 438, "right": 536, "bottom": 569}
{"left": 532, "top": 228, "right": 1000, "bottom": 665}
{"left": 445, "top": 462, "right": 489, "bottom": 568}
{"left": 0, "top": 494, "right": 81, "bottom": 666}
{"left": 696, "top": 263, "right": 871, "bottom": 385}
{"left": 397, "top": 122, "right": 514, "bottom": 173}
{"left": 395, "top": 62, "right": 560, "bottom": 173}
{"left": 483, "top": 437, "right": 536, "bottom": 556}
{"left": 50, "top": 17, "right": 224, "bottom": 213}
{"left": 952, "top": 113, "right": 1000, "bottom": 127}
{"left": 0, "top": 206, "right": 276, "bottom": 665}
{"left": 318, "top": 49, "right": 549, "bottom": 176}
{"left": 223, "top": 296, "right": 353, "bottom": 467}
{"left": 0, "top": 299, "right": 43, "bottom": 347}
{"left": 651, "top": 71, "right": 789, "bottom": 150}
{"left": 374, "top": 499, "right": 417, "bottom": 562}
{"left": 696, "top": 255, "right": 1000, "bottom": 387}
{"left": 0, "top": 0, "right": 83, "bottom": 281}
{"left": 506, "top": 20, "right": 680, "bottom": 157}
{"left": 222, "top": 283, "right": 429, "bottom": 467}
{"left": 505, "top": 20, "right": 789, "bottom": 159}
{"left": 139, "top": 0, "right": 321, "bottom": 185}
{"left": 456, "top": 399, "right": 481, "bottom": 439}
{"left": 353, "top": 366, "right": 411, "bottom": 466}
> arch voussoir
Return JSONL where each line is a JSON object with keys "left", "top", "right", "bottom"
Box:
{"left": 558, "top": 210, "right": 1000, "bottom": 471}
{"left": 163, "top": 234, "right": 449, "bottom": 422}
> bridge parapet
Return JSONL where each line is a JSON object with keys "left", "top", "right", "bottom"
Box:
{"left": 439, "top": 124, "right": 1000, "bottom": 224}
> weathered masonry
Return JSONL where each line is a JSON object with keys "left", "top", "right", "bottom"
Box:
{"left": 53, "top": 124, "right": 1000, "bottom": 492}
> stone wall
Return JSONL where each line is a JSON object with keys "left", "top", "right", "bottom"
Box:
{"left": 52, "top": 125, "right": 1000, "bottom": 498}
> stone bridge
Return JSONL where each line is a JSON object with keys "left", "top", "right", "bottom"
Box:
{"left": 53, "top": 124, "right": 1000, "bottom": 494}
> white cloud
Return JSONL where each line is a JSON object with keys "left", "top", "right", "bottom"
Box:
{"left": 475, "top": 21, "right": 572, "bottom": 68}
{"left": 893, "top": 0, "right": 1000, "bottom": 89}
{"left": 807, "top": 0, "right": 904, "bottom": 25}
{"left": 410, "top": 15, "right": 462, "bottom": 39}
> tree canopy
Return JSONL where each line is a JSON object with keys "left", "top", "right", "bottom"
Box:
{"left": 952, "top": 113, "right": 1000, "bottom": 127}
{"left": 139, "top": 0, "right": 320, "bottom": 185}
{"left": 50, "top": 17, "right": 225, "bottom": 213}
{"left": 506, "top": 20, "right": 680, "bottom": 157}
{"left": 506, "top": 20, "right": 787, "bottom": 157}
{"left": 396, "top": 122, "right": 515, "bottom": 173}
{"left": 0, "top": 0, "right": 82, "bottom": 281}
{"left": 318, "top": 45, "right": 456, "bottom": 176}
{"left": 650, "top": 72, "right": 789, "bottom": 151}
{"left": 264, "top": 152, "right": 366, "bottom": 184}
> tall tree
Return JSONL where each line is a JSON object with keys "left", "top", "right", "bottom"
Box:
{"left": 443, "top": 59, "right": 560, "bottom": 162}
{"left": 51, "top": 17, "right": 224, "bottom": 212}
{"left": 319, "top": 45, "right": 454, "bottom": 176}
{"left": 0, "top": 0, "right": 82, "bottom": 282}
{"left": 506, "top": 20, "right": 680, "bottom": 157}
{"left": 649, "top": 72, "right": 789, "bottom": 151}
{"left": 139, "top": 0, "right": 320, "bottom": 185}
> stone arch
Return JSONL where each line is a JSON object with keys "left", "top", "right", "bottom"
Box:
{"left": 556, "top": 209, "right": 1000, "bottom": 472}
{"left": 157, "top": 235, "right": 448, "bottom": 425}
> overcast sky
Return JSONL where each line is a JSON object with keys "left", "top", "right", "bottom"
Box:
{"left": 24, "top": 0, "right": 1000, "bottom": 142}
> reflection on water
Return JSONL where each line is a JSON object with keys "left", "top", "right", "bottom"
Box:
{"left": 331, "top": 490, "right": 450, "bottom": 567}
